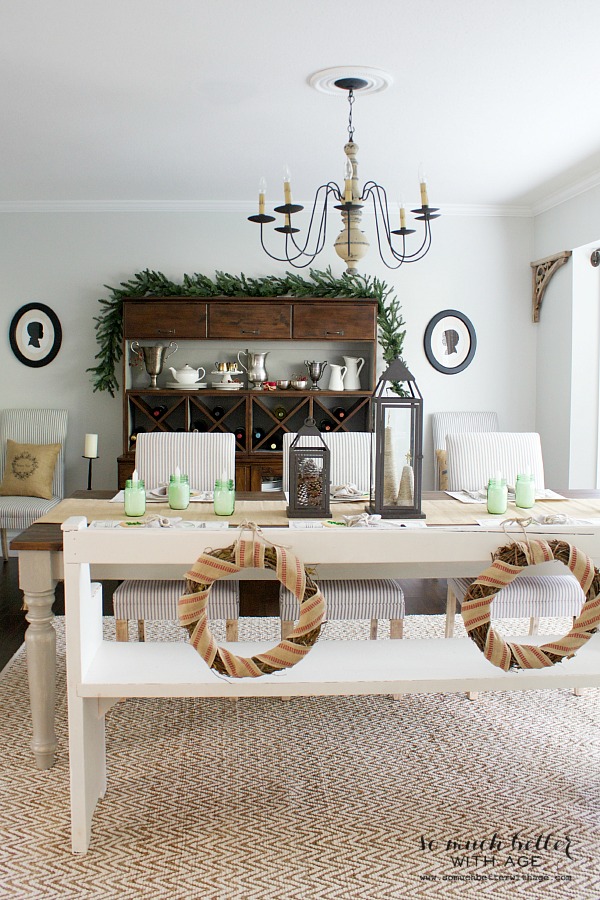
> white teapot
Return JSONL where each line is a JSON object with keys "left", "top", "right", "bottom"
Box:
{"left": 168, "top": 363, "right": 206, "bottom": 385}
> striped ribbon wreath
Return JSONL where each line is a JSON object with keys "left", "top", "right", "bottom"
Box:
{"left": 462, "top": 538, "right": 600, "bottom": 670}
{"left": 178, "top": 525, "right": 325, "bottom": 678}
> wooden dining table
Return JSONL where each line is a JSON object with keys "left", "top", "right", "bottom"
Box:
{"left": 11, "top": 488, "right": 600, "bottom": 770}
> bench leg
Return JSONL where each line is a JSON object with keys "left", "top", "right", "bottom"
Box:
{"left": 69, "top": 696, "right": 106, "bottom": 853}
{"left": 226, "top": 619, "right": 238, "bottom": 642}
{"left": 445, "top": 586, "right": 457, "bottom": 638}
{"left": 1, "top": 528, "right": 8, "bottom": 563}
{"left": 529, "top": 616, "right": 539, "bottom": 635}
{"left": 115, "top": 619, "right": 129, "bottom": 642}
{"left": 137, "top": 620, "right": 145, "bottom": 642}
{"left": 369, "top": 618, "right": 378, "bottom": 640}
{"left": 468, "top": 691, "right": 479, "bottom": 701}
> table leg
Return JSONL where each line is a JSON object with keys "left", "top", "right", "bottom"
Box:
{"left": 18, "top": 550, "right": 58, "bottom": 770}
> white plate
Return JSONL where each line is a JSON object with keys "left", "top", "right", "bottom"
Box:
{"left": 211, "top": 370, "right": 243, "bottom": 376}
{"left": 331, "top": 494, "right": 370, "bottom": 502}
{"left": 165, "top": 382, "right": 207, "bottom": 390}
{"left": 212, "top": 382, "right": 244, "bottom": 390}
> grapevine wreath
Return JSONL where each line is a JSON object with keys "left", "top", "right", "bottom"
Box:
{"left": 178, "top": 526, "right": 325, "bottom": 678}
{"left": 462, "top": 538, "right": 600, "bottom": 670}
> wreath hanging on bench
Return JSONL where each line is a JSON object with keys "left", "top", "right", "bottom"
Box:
{"left": 462, "top": 538, "right": 600, "bottom": 670}
{"left": 178, "top": 526, "right": 325, "bottom": 678}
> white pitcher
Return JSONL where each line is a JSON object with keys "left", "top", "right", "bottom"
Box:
{"left": 328, "top": 363, "right": 347, "bottom": 392}
{"left": 343, "top": 356, "right": 365, "bottom": 390}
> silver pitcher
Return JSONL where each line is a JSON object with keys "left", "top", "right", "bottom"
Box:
{"left": 130, "top": 341, "right": 178, "bottom": 388}
{"left": 238, "top": 350, "right": 269, "bottom": 390}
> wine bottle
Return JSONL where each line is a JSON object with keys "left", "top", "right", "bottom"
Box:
{"left": 333, "top": 407, "right": 347, "bottom": 421}
{"left": 151, "top": 404, "right": 167, "bottom": 419}
{"left": 253, "top": 426, "right": 265, "bottom": 445}
{"left": 319, "top": 418, "right": 334, "bottom": 432}
{"left": 192, "top": 419, "right": 208, "bottom": 432}
{"left": 234, "top": 426, "right": 246, "bottom": 444}
{"left": 212, "top": 406, "right": 225, "bottom": 420}
{"left": 267, "top": 434, "right": 282, "bottom": 451}
{"left": 273, "top": 405, "right": 287, "bottom": 421}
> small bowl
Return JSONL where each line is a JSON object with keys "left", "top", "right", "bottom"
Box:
{"left": 290, "top": 379, "right": 308, "bottom": 390}
{"left": 276, "top": 380, "right": 290, "bottom": 390}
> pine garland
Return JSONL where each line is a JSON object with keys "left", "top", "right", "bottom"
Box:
{"left": 87, "top": 267, "right": 406, "bottom": 397}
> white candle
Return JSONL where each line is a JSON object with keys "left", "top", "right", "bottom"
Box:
{"left": 84, "top": 434, "right": 98, "bottom": 458}
{"left": 174, "top": 465, "right": 181, "bottom": 481}
{"left": 132, "top": 469, "right": 139, "bottom": 484}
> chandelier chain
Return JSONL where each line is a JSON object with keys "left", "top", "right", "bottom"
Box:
{"left": 347, "top": 88, "right": 356, "bottom": 142}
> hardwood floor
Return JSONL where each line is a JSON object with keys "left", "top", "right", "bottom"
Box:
{"left": 0, "top": 558, "right": 448, "bottom": 672}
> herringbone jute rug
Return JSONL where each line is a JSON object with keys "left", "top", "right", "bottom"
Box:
{"left": 1, "top": 615, "right": 599, "bottom": 900}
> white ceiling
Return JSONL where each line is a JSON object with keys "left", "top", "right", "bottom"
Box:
{"left": 2, "top": 0, "right": 600, "bottom": 213}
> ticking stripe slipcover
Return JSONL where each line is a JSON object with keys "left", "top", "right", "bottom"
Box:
{"left": 431, "top": 411, "right": 499, "bottom": 489}
{"left": 113, "top": 579, "right": 239, "bottom": 621}
{"left": 0, "top": 408, "right": 67, "bottom": 530}
{"left": 447, "top": 575, "right": 584, "bottom": 619}
{"left": 282, "top": 432, "right": 372, "bottom": 493}
{"left": 445, "top": 432, "right": 546, "bottom": 492}
{"left": 116, "top": 431, "right": 238, "bottom": 628}
{"left": 135, "top": 431, "right": 236, "bottom": 492}
{"left": 279, "top": 579, "right": 405, "bottom": 622}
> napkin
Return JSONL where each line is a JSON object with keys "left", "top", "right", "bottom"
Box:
{"left": 331, "top": 483, "right": 369, "bottom": 500}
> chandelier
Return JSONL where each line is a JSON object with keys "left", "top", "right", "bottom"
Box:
{"left": 248, "top": 67, "right": 440, "bottom": 273}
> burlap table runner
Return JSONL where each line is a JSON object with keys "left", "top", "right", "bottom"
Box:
{"left": 33, "top": 495, "right": 600, "bottom": 528}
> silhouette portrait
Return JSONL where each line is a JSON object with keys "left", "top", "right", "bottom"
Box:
{"left": 442, "top": 328, "right": 459, "bottom": 355}
{"left": 27, "top": 321, "right": 44, "bottom": 348}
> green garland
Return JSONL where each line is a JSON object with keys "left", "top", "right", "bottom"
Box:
{"left": 87, "top": 267, "right": 406, "bottom": 397}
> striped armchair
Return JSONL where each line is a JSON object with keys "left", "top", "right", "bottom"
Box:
{"left": 281, "top": 431, "right": 404, "bottom": 639}
{"left": 443, "top": 429, "right": 584, "bottom": 637}
{"left": 0, "top": 408, "right": 68, "bottom": 561}
{"left": 113, "top": 432, "right": 239, "bottom": 641}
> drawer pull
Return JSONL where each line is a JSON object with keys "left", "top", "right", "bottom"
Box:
{"left": 157, "top": 328, "right": 176, "bottom": 335}
{"left": 326, "top": 330, "right": 344, "bottom": 336}
{"left": 241, "top": 329, "right": 260, "bottom": 335}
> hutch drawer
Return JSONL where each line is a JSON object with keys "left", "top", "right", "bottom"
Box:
{"left": 292, "top": 302, "right": 376, "bottom": 340}
{"left": 123, "top": 302, "right": 207, "bottom": 339}
{"left": 208, "top": 302, "right": 292, "bottom": 339}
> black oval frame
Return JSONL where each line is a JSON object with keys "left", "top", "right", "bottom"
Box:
{"left": 423, "top": 309, "right": 476, "bottom": 375}
{"left": 9, "top": 303, "right": 62, "bottom": 368}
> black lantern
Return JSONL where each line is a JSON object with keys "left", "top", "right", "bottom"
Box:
{"left": 286, "top": 417, "right": 332, "bottom": 518}
{"left": 369, "top": 359, "right": 424, "bottom": 519}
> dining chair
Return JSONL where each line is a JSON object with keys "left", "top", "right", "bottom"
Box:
{"left": 431, "top": 411, "right": 499, "bottom": 489}
{"left": 281, "top": 431, "right": 404, "bottom": 640}
{"left": 442, "top": 429, "right": 584, "bottom": 639}
{"left": 0, "top": 408, "right": 68, "bottom": 561}
{"left": 113, "top": 431, "right": 239, "bottom": 642}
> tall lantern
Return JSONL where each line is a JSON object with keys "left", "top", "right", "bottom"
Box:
{"left": 286, "top": 417, "right": 332, "bottom": 519}
{"left": 370, "top": 359, "right": 425, "bottom": 519}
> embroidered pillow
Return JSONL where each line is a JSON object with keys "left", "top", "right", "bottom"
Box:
{"left": 0, "top": 440, "right": 60, "bottom": 500}
{"left": 436, "top": 449, "right": 449, "bottom": 491}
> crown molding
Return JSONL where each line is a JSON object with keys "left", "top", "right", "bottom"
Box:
{"left": 531, "top": 169, "right": 600, "bottom": 216}
{"left": 0, "top": 199, "right": 534, "bottom": 217}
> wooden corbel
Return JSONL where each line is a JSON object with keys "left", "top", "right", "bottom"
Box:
{"left": 530, "top": 251, "right": 572, "bottom": 322}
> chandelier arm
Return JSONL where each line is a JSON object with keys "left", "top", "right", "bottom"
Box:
{"left": 362, "top": 181, "right": 435, "bottom": 263}
{"left": 287, "top": 183, "right": 341, "bottom": 257}
{"left": 360, "top": 184, "right": 408, "bottom": 269}
{"left": 258, "top": 224, "right": 313, "bottom": 264}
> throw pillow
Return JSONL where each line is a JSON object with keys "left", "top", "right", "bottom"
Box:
{"left": 436, "top": 449, "right": 449, "bottom": 491}
{"left": 0, "top": 440, "right": 61, "bottom": 500}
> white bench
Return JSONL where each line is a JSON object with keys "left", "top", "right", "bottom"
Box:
{"left": 62, "top": 517, "right": 600, "bottom": 852}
